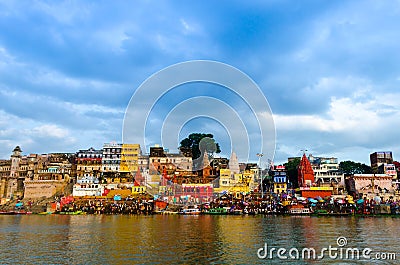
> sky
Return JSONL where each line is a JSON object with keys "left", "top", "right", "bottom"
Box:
{"left": 0, "top": 0, "right": 400, "bottom": 165}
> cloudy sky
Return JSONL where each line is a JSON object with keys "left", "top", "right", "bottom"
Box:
{"left": 0, "top": 0, "right": 399, "bottom": 165}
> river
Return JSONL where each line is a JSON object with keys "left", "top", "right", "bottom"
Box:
{"left": 0, "top": 215, "right": 399, "bottom": 264}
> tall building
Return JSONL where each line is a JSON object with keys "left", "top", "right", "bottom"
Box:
{"left": 370, "top": 151, "right": 393, "bottom": 173}
{"left": 120, "top": 144, "right": 141, "bottom": 173}
{"left": 102, "top": 142, "right": 122, "bottom": 172}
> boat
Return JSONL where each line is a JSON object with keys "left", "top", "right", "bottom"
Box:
{"left": 154, "top": 210, "right": 179, "bottom": 215}
{"left": 204, "top": 207, "right": 229, "bottom": 215}
{"left": 230, "top": 209, "right": 243, "bottom": 215}
{"left": 37, "top": 212, "right": 53, "bottom": 215}
{"left": 179, "top": 207, "right": 201, "bottom": 215}
{"left": 57, "top": 210, "right": 86, "bottom": 215}
{"left": 289, "top": 205, "right": 311, "bottom": 215}
{"left": 0, "top": 211, "right": 32, "bottom": 215}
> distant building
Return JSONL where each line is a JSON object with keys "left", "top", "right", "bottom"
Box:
{"left": 102, "top": 142, "right": 122, "bottom": 173}
{"left": 120, "top": 144, "right": 141, "bottom": 173}
{"left": 72, "top": 175, "right": 103, "bottom": 197}
{"left": 271, "top": 165, "right": 287, "bottom": 194}
{"left": 353, "top": 174, "right": 394, "bottom": 195}
{"left": 76, "top": 147, "right": 102, "bottom": 178}
{"left": 378, "top": 164, "right": 397, "bottom": 180}
{"left": 308, "top": 155, "right": 345, "bottom": 194}
{"left": 370, "top": 151, "right": 393, "bottom": 173}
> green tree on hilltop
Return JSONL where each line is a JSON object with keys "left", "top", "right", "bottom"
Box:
{"left": 179, "top": 133, "right": 221, "bottom": 159}
{"left": 339, "top": 160, "right": 372, "bottom": 174}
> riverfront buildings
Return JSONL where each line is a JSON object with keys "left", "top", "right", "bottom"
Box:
{"left": 1, "top": 144, "right": 400, "bottom": 204}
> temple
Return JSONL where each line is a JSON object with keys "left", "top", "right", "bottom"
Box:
{"left": 296, "top": 153, "right": 333, "bottom": 198}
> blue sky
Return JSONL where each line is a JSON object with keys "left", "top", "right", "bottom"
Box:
{"left": 1, "top": 0, "right": 400, "bottom": 165}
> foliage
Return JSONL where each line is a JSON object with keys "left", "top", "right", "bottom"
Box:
{"left": 179, "top": 133, "right": 221, "bottom": 159}
{"left": 283, "top": 158, "right": 301, "bottom": 188}
{"left": 339, "top": 160, "right": 373, "bottom": 174}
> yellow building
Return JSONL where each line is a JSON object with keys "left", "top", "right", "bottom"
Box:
{"left": 120, "top": 144, "right": 141, "bottom": 173}
{"left": 215, "top": 169, "right": 250, "bottom": 197}
{"left": 132, "top": 186, "right": 146, "bottom": 195}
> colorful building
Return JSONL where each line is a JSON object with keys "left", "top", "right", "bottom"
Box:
{"left": 120, "top": 144, "right": 141, "bottom": 173}
{"left": 297, "top": 154, "right": 333, "bottom": 198}
{"left": 76, "top": 147, "right": 102, "bottom": 178}
{"left": 272, "top": 165, "right": 287, "bottom": 194}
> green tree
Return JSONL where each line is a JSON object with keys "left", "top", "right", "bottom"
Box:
{"left": 283, "top": 158, "right": 301, "bottom": 188}
{"left": 339, "top": 160, "right": 373, "bottom": 174}
{"left": 179, "top": 133, "right": 221, "bottom": 159}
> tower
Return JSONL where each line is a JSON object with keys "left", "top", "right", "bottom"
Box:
{"left": 298, "top": 154, "right": 314, "bottom": 187}
{"left": 7, "top": 146, "right": 22, "bottom": 199}
{"left": 228, "top": 152, "right": 240, "bottom": 174}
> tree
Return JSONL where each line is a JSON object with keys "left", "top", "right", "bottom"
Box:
{"left": 339, "top": 161, "right": 373, "bottom": 174}
{"left": 284, "top": 158, "right": 301, "bottom": 188}
{"left": 179, "top": 133, "right": 221, "bottom": 159}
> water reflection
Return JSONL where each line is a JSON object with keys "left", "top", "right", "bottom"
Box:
{"left": 0, "top": 215, "right": 399, "bottom": 264}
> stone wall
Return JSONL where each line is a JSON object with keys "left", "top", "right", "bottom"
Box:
{"left": 24, "top": 180, "right": 67, "bottom": 199}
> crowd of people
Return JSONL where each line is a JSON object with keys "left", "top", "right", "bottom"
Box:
{"left": 59, "top": 197, "right": 154, "bottom": 215}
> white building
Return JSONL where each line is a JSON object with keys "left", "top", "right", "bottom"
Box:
{"left": 102, "top": 142, "right": 122, "bottom": 172}
{"left": 72, "top": 175, "right": 104, "bottom": 197}
{"left": 309, "top": 156, "right": 344, "bottom": 186}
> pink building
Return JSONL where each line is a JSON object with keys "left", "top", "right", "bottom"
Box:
{"left": 353, "top": 174, "right": 394, "bottom": 194}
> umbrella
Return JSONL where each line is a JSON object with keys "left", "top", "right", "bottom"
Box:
{"left": 308, "top": 198, "right": 318, "bottom": 203}
{"left": 357, "top": 199, "right": 364, "bottom": 204}
{"left": 297, "top": 197, "right": 306, "bottom": 201}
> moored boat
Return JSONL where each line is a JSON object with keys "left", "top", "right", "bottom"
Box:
{"left": 204, "top": 207, "right": 229, "bottom": 215}
{"left": 179, "top": 207, "right": 201, "bottom": 215}
{"left": 0, "top": 211, "right": 32, "bottom": 215}
{"left": 289, "top": 205, "right": 311, "bottom": 215}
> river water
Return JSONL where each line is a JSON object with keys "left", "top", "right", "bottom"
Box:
{"left": 0, "top": 215, "right": 399, "bottom": 264}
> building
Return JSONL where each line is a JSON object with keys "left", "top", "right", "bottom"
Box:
{"left": 298, "top": 154, "right": 315, "bottom": 187}
{"left": 378, "top": 164, "right": 397, "bottom": 180}
{"left": 76, "top": 147, "right": 102, "bottom": 178}
{"left": 272, "top": 165, "right": 287, "bottom": 194}
{"left": 24, "top": 153, "right": 75, "bottom": 199}
{"left": 72, "top": 175, "right": 103, "bottom": 197}
{"left": 138, "top": 155, "right": 149, "bottom": 172}
{"left": 309, "top": 155, "right": 345, "bottom": 194}
{"left": 370, "top": 151, "right": 393, "bottom": 173}
{"left": 120, "top": 144, "right": 141, "bottom": 174}
{"left": 0, "top": 147, "right": 74, "bottom": 201}
{"left": 353, "top": 174, "right": 394, "bottom": 195}
{"left": 102, "top": 142, "right": 122, "bottom": 172}
{"left": 297, "top": 154, "right": 333, "bottom": 198}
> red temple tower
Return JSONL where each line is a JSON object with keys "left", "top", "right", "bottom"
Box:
{"left": 298, "top": 154, "right": 315, "bottom": 187}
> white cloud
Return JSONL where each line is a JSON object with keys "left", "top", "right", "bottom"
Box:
{"left": 32, "top": 124, "right": 69, "bottom": 138}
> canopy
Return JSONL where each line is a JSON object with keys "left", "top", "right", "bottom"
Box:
{"left": 308, "top": 198, "right": 318, "bottom": 203}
